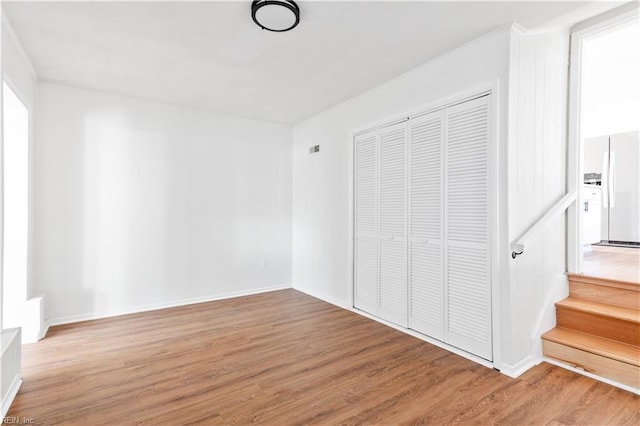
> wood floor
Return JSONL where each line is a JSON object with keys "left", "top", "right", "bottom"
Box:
{"left": 583, "top": 245, "right": 640, "bottom": 283}
{"left": 8, "top": 290, "right": 640, "bottom": 425}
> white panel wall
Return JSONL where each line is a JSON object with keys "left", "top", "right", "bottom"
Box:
{"left": 33, "top": 83, "right": 292, "bottom": 323}
{"left": 507, "top": 28, "right": 570, "bottom": 367}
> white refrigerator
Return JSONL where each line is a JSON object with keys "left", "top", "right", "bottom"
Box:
{"left": 584, "top": 131, "right": 640, "bottom": 244}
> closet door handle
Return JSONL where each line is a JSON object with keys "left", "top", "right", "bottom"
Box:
{"left": 584, "top": 201, "right": 589, "bottom": 212}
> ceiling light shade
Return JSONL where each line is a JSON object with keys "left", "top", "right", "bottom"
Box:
{"left": 251, "top": 0, "right": 300, "bottom": 32}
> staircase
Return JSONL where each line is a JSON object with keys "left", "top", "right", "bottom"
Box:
{"left": 542, "top": 273, "right": 640, "bottom": 390}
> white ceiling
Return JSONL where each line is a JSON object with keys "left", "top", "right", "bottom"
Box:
{"left": 4, "top": 1, "right": 597, "bottom": 124}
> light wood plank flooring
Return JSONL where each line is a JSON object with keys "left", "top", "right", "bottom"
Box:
{"left": 583, "top": 245, "right": 640, "bottom": 283}
{"left": 8, "top": 289, "right": 640, "bottom": 425}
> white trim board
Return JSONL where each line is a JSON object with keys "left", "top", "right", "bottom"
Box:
{"left": 38, "top": 324, "right": 49, "bottom": 341}
{"left": 47, "top": 284, "right": 292, "bottom": 327}
{"left": 500, "top": 355, "right": 543, "bottom": 379}
{"left": 571, "top": 2, "right": 640, "bottom": 35}
{"left": 350, "top": 84, "right": 494, "bottom": 136}
{"left": 1, "top": 378, "right": 22, "bottom": 419}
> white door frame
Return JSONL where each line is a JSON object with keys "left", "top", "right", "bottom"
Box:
{"left": 566, "top": 7, "right": 639, "bottom": 274}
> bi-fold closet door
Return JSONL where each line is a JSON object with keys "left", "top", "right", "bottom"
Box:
{"left": 354, "top": 95, "right": 492, "bottom": 361}
{"left": 353, "top": 122, "right": 408, "bottom": 327}
{"left": 378, "top": 122, "right": 408, "bottom": 327}
{"left": 408, "top": 110, "right": 444, "bottom": 340}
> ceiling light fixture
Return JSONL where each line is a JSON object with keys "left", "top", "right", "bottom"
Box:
{"left": 251, "top": 0, "right": 300, "bottom": 32}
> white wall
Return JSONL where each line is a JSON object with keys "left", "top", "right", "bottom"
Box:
{"left": 292, "top": 28, "right": 512, "bottom": 363}
{"left": 506, "top": 28, "right": 570, "bottom": 366}
{"left": 291, "top": 25, "right": 571, "bottom": 373}
{"left": 2, "top": 15, "right": 41, "bottom": 343}
{"left": 33, "top": 82, "right": 292, "bottom": 324}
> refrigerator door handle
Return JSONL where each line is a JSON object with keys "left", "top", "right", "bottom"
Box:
{"left": 601, "top": 151, "right": 609, "bottom": 208}
{"left": 609, "top": 151, "right": 616, "bottom": 208}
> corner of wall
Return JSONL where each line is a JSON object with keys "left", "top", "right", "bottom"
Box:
{"left": 1, "top": 13, "right": 38, "bottom": 85}
{"left": 23, "top": 294, "right": 46, "bottom": 343}
{"left": 499, "top": 353, "right": 543, "bottom": 379}
{"left": 292, "top": 285, "right": 351, "bottom": 311}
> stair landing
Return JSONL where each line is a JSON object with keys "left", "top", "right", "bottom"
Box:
{"left": 582, "top": 245, "right": 640, "bottom": 284}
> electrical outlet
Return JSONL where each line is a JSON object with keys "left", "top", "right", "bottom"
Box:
{"left": 309, "top": 145, "right": 320, "bottom": 154}
{"left": 261, "top": 259, "right": 269, "bottom": 268}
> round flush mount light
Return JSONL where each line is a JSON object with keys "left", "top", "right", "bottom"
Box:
{"left": 251, "top": 0, "right": 300, "bottom": 32}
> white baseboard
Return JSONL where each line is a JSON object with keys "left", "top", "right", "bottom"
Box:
{"left": 499, "top": 354, "right": 542, "bottom": 378}
{"left": 38, "top": 324, "right": 50, "bottom": 340}
{"left": 544, "top": 357, "right": 640, "bottom": 395}
{"left": 47, "top": 284, "right": 292, "bottom": 327}
{"left": 1, "top": 377, "right": 23, "bottom": 418}
{"left": 294, "top": 287, "right": 495, "bottom": 371}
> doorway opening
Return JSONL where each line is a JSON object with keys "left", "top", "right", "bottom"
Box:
{"left": 572, "top": 15, "right": 640, "bottom": 283}
{"left": 2, "top": 81, "right": 30, "bottom": 331}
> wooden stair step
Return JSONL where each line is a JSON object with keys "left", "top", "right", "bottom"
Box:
{"left": 569, "top": 278, "right": 639, "bottom": 310}
{"left": 567, "top": 273, "right": 639, "bottom": 309}
{"left": 567, "top": 273, "right": 640, "bottom": 289}
{"left": 556, "top": 298, "right": 640, "bottom": 346}
{"left": 542, "top": 328, "right": 640, "bottom": 389}
{"left": 558, "top": 298, "right": 640, "bottom": 323}
{"left": 542, "top": 328, "right": 639, "bottom": 366}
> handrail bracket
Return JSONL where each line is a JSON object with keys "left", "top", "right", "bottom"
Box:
{"left": 510, "top": 192, "right": 578, "bottom": 259}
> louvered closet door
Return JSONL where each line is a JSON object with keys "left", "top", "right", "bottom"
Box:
{"left": 378, "top": 122, "right": 408, "bottom": 327}
{"left": 354, "top": 130, "right": 378, "bottom": 314}
{"left": 408, "top": 111, "right": 444, "bottom": 340}
{"left": 444, "top": 95, "right": 492, "bottom": 360}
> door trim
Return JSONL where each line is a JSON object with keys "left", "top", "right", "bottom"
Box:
{"left": 566, "top": 7, "right": 639, "bottom": 274}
